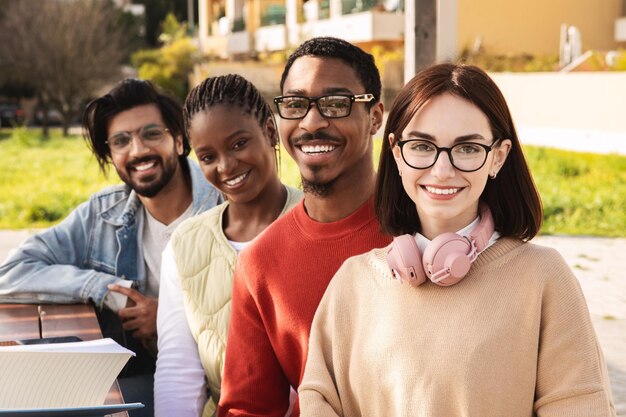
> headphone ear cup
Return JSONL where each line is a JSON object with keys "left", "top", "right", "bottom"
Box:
{"left": 422, "top": 233, "right": 472, "bottom": 286}
{"left": 386, "top": 235, "right": 427, "bottom": 287}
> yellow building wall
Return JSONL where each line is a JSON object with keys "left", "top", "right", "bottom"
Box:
{"left": 457, "top": 0, "right": 623, "bottom": 55}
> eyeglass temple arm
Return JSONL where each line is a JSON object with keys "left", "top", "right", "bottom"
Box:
{"left": 354, "top": 94, "right": 374, "bottom": 102}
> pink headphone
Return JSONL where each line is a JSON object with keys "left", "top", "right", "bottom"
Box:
{"left": 386, "top": 203, "right": 494, "bottom": 287}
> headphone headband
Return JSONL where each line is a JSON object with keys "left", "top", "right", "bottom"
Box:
{"left": 468, "top": 203, "right": 494, "bottom": 254}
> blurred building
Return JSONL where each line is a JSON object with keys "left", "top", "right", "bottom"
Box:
{"left": 197, "top": 0, "right": 625, "bottom": 59}
{"left": 198, "top": 0, "right": 403, "bottom": 58}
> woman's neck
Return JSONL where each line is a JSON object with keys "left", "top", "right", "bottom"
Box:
{"left": 222, "top": 178, "right": 287, "bottom": 242}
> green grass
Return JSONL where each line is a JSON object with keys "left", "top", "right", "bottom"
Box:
{"left": 1, "top": 128, "right": 625, "bottom": 237}
{"left": 524, "top": 146, "right": 626, "bottom": 237}
{"left": 0, "top": 128, "right": 118, "bottom": 228}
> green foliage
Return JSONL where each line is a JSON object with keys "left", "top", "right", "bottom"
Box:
{"left": 0, "top": 130, "right": 624, "bottom": 237}
{"left": 524, "top": 146, "right": 626, "bottom": 237}
{"left": 586, "top": 51, "right": 608, "bottom": 71}
{"left": 132, "top": 0, "right": 192, "bottom": 47}
{"left": 131, "top": 13, "right": 198, "bottom": 101}
{"left": 370, "top": 45, "right": 404, "bottom": 79}
{"left": 0, "top": 130, "right": 118, "bottom": 229}
{"left": 8, "top": 126, "right": 44, "bottom": 146}
{"left": 159, "top": 12, "right": 189, "bottom": 44}
{"left": 460, "top": 47, "right": 626, "bottom": 73}
{"left": 571, "top": 50, "right": 626, "bottom": 71}
{"left": 609, "top": 49, "right": 626, "bottom": 71}
{"left": 459, "top": 50, "right": 560, "bottom": 72}
{"left": 277, "top": 148, "right": 300, "bottom": 191}
{"left": 256, "top": 50, "right": 290, "bottom": 64}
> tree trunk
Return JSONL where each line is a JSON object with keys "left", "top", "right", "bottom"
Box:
{"left": 60, "top": 102, "right": 73, "bottom": 137}
{"left": 41, "top": 119, "right": 50, "bottom": 138}
{"left": 37, "top": 93, "right": 50, "bottom": 139}
{"left": 62, "top": 117, "right": 70, "bottom": 137}
{"left": 41, "top": 109, "right": 50, "bottom": 139}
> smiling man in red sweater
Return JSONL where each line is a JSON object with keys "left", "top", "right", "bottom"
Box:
{"left": 218, "top": 37, "right": 392, "bottom": 416}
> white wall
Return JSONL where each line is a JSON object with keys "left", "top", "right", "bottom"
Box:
{"left": 228, "top": 31, "right": 252, "bottom": 55}
{"left": 491, "top": 72, "right": 626, "bottom": 154}
{"left": 300, "top": 11, "right": 404, "bottom": 43}
{"left": 255, "top": 25, "right": 287, "bottom": 52}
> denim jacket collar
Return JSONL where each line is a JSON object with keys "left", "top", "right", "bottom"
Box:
{"left": 188, "top": 159, "right": 222, "bottom": 214}
{"left": 99, "top": 159, "right": 221, "bottom": 228}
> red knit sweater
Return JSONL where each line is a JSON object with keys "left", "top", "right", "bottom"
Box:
{"left": 218, "top": 198, "right": 391, "bottom": 417}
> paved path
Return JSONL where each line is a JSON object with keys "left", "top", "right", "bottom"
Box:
{"left": 1, "top": 231, "right": 625, "bottom": 414}
{"left": 532, "top": 235, "right": 626, "bottom": 416}
{"left": 0, "top": 230, "right": 35, "bottom": 264}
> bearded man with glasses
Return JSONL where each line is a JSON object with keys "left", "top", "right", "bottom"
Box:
{"left": 219, "top": 37, "right": 392, "bottom": 417}
{"left": 0, "top": 79, "right": 221, "bottom": 417}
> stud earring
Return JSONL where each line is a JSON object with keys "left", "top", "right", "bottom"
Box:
{"left": 489, "top": 172, "right": 497, "bottom": 179}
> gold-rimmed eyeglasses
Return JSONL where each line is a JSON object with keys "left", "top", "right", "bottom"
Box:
{"left": 106, "top": 125, "right": 170, "bottom": 154}
{"left": 273, "top": 94, "right": 374, "bottom": 120}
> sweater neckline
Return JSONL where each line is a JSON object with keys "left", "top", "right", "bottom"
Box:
{"left": 470, "top": 237, "right": 524, "bottom": 269}
{"left": 292, "top": 197, "right": 377, "bottom": 241}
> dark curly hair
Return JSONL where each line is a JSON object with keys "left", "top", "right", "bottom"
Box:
{"left": 280, "top": 37, "right": 381, "bottom": 107}
{"left": 82, "top": 78, "right": 189, "bottom": 174}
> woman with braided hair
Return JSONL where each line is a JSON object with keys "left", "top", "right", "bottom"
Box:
{"left": 154, "top": 74, "right": 302, "bottom": 417}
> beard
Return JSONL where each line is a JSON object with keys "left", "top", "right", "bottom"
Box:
{"left": 292, "top": 130, "right": 342, "bottom": 198}
{"left": 115, "top": 152, "right": 179, "bottom": 198}
{"left": 301, "top": 176, "right": 335, "bottom": 198}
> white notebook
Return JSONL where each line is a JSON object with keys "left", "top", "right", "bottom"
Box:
{"left": 0, "top": 338, "right": 134, "bottom": 409}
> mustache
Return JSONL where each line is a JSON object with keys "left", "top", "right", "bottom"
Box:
{"left": 292, "top": 131, "right": 341, "bottom": 143}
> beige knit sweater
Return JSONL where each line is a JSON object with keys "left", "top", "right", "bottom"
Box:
{"left": 299, "top": 238, "right": 615, "bottom": 417}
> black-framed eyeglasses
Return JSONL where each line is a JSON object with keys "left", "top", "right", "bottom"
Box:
{"left": 273, "top": 93, "right": 374, "bottom": 120}
{"left": 106, "top": 125, "right": 170, "bottom": 154}
{"left": 397, "top": 139, "right": 501, "bottom": 172}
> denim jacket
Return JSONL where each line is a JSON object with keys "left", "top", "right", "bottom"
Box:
{"left": 0, "top": 159, "right": 221, "bottom": 308}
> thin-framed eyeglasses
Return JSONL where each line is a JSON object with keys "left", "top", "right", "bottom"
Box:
{"left": 397, "top": 139, "right": 501, "bottom": 172}
{"left": 106, "top": 125, "right": 170, "bottom": 154}
{"left": 273, "top": 93, "right": 374, "bottom": 120}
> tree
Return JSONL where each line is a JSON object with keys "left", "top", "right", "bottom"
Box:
{"left": 0, "top": 0, "right": 132, "bottom": 136}
{"left": 132, "top": 13, "right": 198, "bottom": 101}
{"left": 133, "top": 0, "right": 193, "bottom": 47}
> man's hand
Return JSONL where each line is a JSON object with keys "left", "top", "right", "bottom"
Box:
{"left": 107, "top": 284, "right": 158, "bottom": 343}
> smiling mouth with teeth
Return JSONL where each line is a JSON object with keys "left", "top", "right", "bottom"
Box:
{"left": 224, "top": 171, "right": 249, "bottom": 186}
{"left": 300, "top": 144, "right": 337, "bottom": 154}
{"left": 133, "top": 161, "right": 157, "bottom": 172}
{"left": 424, "top": 186, "right": 462, "bottom": 195}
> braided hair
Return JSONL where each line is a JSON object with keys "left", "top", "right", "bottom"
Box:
{"left": 183, "top": 74, "right": 278, "bottom": 146}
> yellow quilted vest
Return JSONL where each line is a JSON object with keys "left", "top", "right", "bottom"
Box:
{"left": 171, "top": 186, "right": 302, "bottom": 417}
